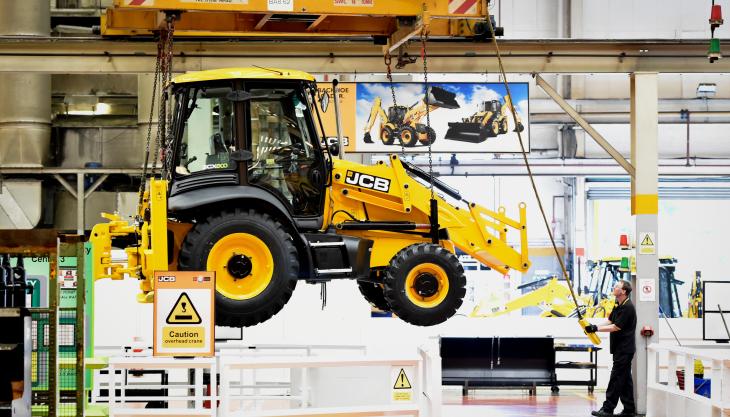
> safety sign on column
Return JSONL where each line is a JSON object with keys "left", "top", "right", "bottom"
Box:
{"left": 154, "top": 271, "right": 215, "bottom": 357}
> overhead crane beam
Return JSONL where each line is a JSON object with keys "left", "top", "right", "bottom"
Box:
{"left": 0, "top": 38, "right": 726, "bottom": 74}
{"left": 100, "top": 0, "right": 490, "bottom": 46}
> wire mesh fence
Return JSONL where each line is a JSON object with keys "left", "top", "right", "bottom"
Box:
{"left": 30, "top": 309, "right": 52, "bottom": 417}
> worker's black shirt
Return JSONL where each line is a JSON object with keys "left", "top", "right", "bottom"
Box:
{"left": 608, "top": 298, "right": 637, "bottom": 355}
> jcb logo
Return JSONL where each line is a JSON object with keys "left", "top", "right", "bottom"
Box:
{"left": 345, "top": 170, "right": 390, "bottom": 193}
{"left": 158, "top": 275, "right": 176, "bottom": 282}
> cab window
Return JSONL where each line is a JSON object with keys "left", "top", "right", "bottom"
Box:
{"left": 247, "top": 86, "right": 323, "bottom": 215}
{"left": 175, "top": 86, "right": 236, "bottom": 176}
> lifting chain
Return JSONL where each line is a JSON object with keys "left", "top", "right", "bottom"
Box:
{"left": 137, "top": 15, "right": 175, "bottom": 210}
{"left": 420, "top": 29, "right": 435, "bottom": 201}
{"left": 384, "top": 53, "right": 406, "bottom": 157}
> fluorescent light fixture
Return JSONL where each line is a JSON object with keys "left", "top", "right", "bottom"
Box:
{"left": 697, "top": 83, "right": 717, "bottom": 98}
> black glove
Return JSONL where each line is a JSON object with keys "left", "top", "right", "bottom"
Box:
{"left": 584, "top": 324, "right": 598, "bottom": 333}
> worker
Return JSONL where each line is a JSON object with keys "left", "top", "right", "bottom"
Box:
{"left": 585, "top": 279, "right": 637, "bottom": 417}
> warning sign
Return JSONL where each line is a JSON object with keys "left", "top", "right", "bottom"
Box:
{"left": 639, "top": 232, "right": 656, "bottom": 255}
{"left": 166, "top": 293, "right": 202, "bottom": 324}
{"left": 393, "top": 368, "right": 412, "bottom": 389}
{"left": 154, "top": 271, "right": 215, "bottom": 357}
{"left": 391, "top": 367, "right": 414, "bottom": 402}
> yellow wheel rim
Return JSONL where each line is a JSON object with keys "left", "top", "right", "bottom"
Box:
{"left": 207, "top": 233, "right": 274, "bottom": 300}
{"left": 405, "top": 263, "right": 450, "bottom": 308}
{"left": 402, "top": 130, "right": 413, "bottom": 142}
{"left": 381, "top": 129, "right": 390, "bottom": 142}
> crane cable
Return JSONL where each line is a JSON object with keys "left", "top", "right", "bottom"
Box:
{"left": 483, "top": 6, "right": 600, "bottom": 344}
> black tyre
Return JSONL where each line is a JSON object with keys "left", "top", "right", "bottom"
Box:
{"left": 357, "top": 280, "right": 390, "bottom": 312}
{"left": 383, "top": 243, "right": 466, "bottom": 326}
{"left": 399, "top": 126, "right": 419, "bottom": 147}
{"left": 380, "top": 125, "right": 396, "bottom": 145}
{"left": 178, "top": 209, "right": 298, "bottom": 327}
{"left": 499, "top": 119, "right": 508, "bottom": 134}
{"left": 491, "top": 119, "right": 501, "bottom": 136}
{"left": 417, "top": 125, "right": 437, "bottom": 145}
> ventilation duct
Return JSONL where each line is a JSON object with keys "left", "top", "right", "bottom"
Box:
{"left": 0, "top": 0, "right": 49, "bottom": 228}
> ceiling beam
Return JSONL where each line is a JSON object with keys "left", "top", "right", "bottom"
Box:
{"left": 0, "top": 38, "right": 728, "bottom": 74}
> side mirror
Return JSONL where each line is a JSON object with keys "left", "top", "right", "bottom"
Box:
{"left": 320, "top": 91, "right": 330, "bottom": 113}
{"left": 328, "top": 142, "right": 339, "bottom": 156}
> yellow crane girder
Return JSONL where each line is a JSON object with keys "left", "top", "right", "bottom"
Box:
{"left": 102, "top": 0, "right": 492, "bottom": 48}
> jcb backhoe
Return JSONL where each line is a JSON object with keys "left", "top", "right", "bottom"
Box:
{"left": 445, "top": 94, "right": 524, "bottom": 143}
{"left": 91, "top": 68, "right": 530, "bottom": 328}
{"left": 363, "top": 86, "right": 460, "bottom": 147}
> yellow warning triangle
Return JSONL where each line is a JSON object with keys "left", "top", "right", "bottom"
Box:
{"left": 393, "top": 368, "right": 412, "bottom": 389}
{"left": 641, "top": 234, "right": 654, "bottom": 246}
{"left": 166, "top": 292, "right": 202, "bottom": 324}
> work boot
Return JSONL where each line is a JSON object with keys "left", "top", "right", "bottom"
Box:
{"left": 591, "top": 409, "right": 614, "bottom": 417}
{"left": 616, "top": 411, "right": 635, "bottom": 417}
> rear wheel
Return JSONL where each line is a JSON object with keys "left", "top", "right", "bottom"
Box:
{"left": 383, "top": 243, "right": 466, "bottom": 326}
{"left": 178, "top": 209, "right": 298, "bottom": 327}
{"left": 417, "top": 125, "right": 437, "bottom": 145}
{"left": 357, "top": 279, "right": 390, "bottom": 312}
{"left": 400, "top": 126, "right": 418, "bottom": 147}
{"left": 380, "top": 125, "right": 396, "bottom": 145}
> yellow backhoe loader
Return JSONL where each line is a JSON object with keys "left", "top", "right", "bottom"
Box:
{"left": 472, "top": 256, "right": 685, "bottom": 319}
{"left": 445, "top": 94, "right": 524, "bottom": 143}
{"left": 91, "top": 67, "right": 530, "bottom": 328}
{"left": 363, "top": 86, "right": 460, "bottom": 147}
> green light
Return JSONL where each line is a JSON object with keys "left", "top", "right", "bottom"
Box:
{"left": 709, "top": 38, "right": 722, "bottom": 62}
{"left": 619, "top": 257, "right": 630, "bottom": 271}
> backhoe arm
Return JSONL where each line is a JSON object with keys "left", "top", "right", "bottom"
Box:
{"left": 363, "top": 97, "right": 388, "bottom": 134}
{"left": 471, "top": 278, "right": 577, "bottom": 318}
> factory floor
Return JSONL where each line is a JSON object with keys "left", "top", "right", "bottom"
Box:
{"left": 442, "top": 387, "right": 609, "bottom": 417}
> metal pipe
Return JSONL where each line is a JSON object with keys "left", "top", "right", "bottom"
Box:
{"left": 531, "top": 110, "right": 730, "bottom": 124}
{"left": 76, "top": 173, "right": 84, "bottom": 234}
{"left": 332, "top": 79, "right": 345, "bottom": 159}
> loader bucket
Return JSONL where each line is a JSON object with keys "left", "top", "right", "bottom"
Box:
{"left": 444, "top": 122, "right": 486, "bottom": 143}
{"left": 427, "top": 86, "right": 460, "bottom": 109}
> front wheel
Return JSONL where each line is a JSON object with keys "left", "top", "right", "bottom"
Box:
{"left": 178, "top": 209, "right": 298, "bottom": 327}
{"left": 383, "top": 243, "right": 466, "bottom": 326}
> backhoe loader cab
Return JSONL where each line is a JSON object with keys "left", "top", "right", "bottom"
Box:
{"left": 480, "top": 100, "right": 500, "bottom": 113}
{"left": 91, "top": 67, "right": 530, "bottom": 328}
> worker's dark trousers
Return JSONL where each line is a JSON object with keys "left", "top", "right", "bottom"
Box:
{"left": 603, "top": 352, "right": 636, "bottom": 413}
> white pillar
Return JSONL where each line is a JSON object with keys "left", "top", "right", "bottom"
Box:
{"left": 630, "top": 72, "right": 659, "bottom": 415}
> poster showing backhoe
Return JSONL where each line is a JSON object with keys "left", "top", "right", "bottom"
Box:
{"left": 356, "top": 82, "right": 530, "bottom": 153}
{"left": 317, "top": 81, "right": 530, "bottom": 153}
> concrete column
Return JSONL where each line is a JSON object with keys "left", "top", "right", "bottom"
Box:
{"left": 630, "top": 72, "right": 659, "bottom": 415}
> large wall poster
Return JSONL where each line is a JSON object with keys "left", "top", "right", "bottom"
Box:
{"left": 318, "top": 81, "right": 530, "bottom": 153}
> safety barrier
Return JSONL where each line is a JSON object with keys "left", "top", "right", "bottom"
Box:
{"left": 647, "top": 343, "right": 730, "bottom": 417}
{"left": 89, "top": 342, "right": 439, "bottom": 417}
